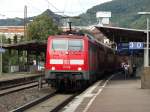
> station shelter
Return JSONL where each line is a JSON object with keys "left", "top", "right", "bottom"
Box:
{"left": 95, "top": 26, "right": 147, "bottom": 76}
{"left": 2, "top": 40, "right": 46, "bottom": 73}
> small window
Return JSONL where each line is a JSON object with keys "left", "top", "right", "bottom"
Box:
{"left": 52, "top": 39, "right": 67, "bottom": 51}
{"left": 68, "top": 40, "right": 83, "bottom": 51}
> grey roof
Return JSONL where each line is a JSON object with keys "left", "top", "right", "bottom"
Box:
{"left": 95, "top": 26, "right": 147, "bottom": 43}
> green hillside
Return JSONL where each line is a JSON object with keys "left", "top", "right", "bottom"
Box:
{"left": 1, "top": 0, "right": 150, "bottom": 29}
{"left": 73, "top": 0, "right": 150, "bottom": 29}
{"left": 0, "top": 9, "right": 62, "bottom": 26}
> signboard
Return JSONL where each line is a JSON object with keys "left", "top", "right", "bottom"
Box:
{"left": 0, "top": 48, "right": 5, "bottom": 53}
{"left": 129, "top": 42, "right": 144, "bottom": 49}
{"left": 117, "top": 43, "right": 129, "bottom": 50}
{"left": 117, "top": 43, "right": 129, "bottom": 55}
{"left": 96, "top": 11, "right": 111, "bottom": 18}
{"left": 104, "top": 39, "right": 110, "bottom": 44}
{"left": 102, "top": 18, "right": 110, "bottom": 24}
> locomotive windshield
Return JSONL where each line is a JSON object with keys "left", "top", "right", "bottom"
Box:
{"left": 52, "top": 39, "right": 83, "bottom": 51}
{"left": 52, "top": 39, "right": 68, "bottom": 50}
{"left": 68, "top": 40, "right": 83, "bottom": 51}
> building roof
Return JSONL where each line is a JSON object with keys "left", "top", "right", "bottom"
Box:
{"left": 95, "top": 26, "right": 147, "bottom": 43}
{"left": 3, "top": 40, "right": 47, "bottom": 52}
{"left": 0, "top": 26, "right": 24, "bottom": 33}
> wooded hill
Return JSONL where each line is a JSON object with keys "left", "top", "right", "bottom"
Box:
{"left": 72, "top": 0, "right": 150, "bottom": 29}
{"left": 0, "top": 9, "right": 62, "bottom": 26}
{"left": 1, "top": 0, "right": 150, "bottom": 29}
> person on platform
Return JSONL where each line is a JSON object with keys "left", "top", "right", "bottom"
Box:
{"left": 123, "top": 63, "right": 130, "bottom": 79}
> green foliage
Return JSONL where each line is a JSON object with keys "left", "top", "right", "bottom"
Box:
{"left": 0, "top": 9, "right": 62, "bottom": 26}
{"left": 1, "top": 0, "right": 150, "bottom": 29}
{"left": 7, "top": 38, "right": 11, "bottom": 44}
{"left": 20, "top": 35, "right": 24, "bottom": 42}
{"left": 27, "top": 13, "right": 61, "bottom": 41}
{"left": 2, "top": 50, "right": 10, "bottom": 73}
{"left": 1, "top": 34, "right": 7, "bottom": 43}
{"left": 1, "top": 34, "right": 19, "bottom": 72}
{"left": 13, "top": 35, "right": 18, "bottom": 43}
{"left": 0, "top": 35, "right": 9, "bottom": 72}
{"left": 73, "top": 0, "right": 150, "bottom": 29}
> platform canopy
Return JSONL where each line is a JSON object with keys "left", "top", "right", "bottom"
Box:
{"left": 95, "top": 26, "right": 147, "bottom": 43}
{"left": 3, "top": 40, "right": 47, "bottom": 52}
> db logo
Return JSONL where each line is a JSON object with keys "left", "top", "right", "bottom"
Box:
{"left": 64, "top": 60, "right": 70, "bottom": 64}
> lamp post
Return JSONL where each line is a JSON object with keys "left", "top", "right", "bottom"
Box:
{"left": 138, "top": 12, "right": 150, "bottom": 67}
{"left": 0, "top": 35, "right": 2, "bottom": 75}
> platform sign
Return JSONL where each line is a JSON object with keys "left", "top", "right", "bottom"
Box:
{"left": 117, "top": 43, "right": 129, "bottom": 50}
{"left": 116, "top": 43, "right": 129, "bottom": 55}
{"left": 96, "top": 11, "right": 111, "bottom": 18}
{"left": 0, "top": 48, "right": 5, "bottom": 53}
{"left": 129, "top": 42, "right": 144, "bottom": 49}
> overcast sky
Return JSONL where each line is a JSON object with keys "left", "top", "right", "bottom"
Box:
{"left": 0, "top": 0, "right": 112, "bottom": 19}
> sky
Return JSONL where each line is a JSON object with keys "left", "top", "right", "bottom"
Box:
{"left": 0, "top": 0, "right": 112, "bottom": 19}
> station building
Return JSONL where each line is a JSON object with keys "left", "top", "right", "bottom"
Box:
{"left": 0, "top": 26, "right": 24, "bottom": 42}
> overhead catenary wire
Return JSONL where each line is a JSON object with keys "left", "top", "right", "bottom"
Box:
{"left": 62, "top": 0, "right": 68, "bottom": 16}
{"left": 0, "top": 13, "right": 8, "bottom": 19}
{"left": 44, "top": 0, "right": 61, "bottom": 12}
{"left": 77, "top": 0, "right": 85, "bottom": 14}
{"left": 26, "top": 0, "right": 43, "bottom": 12}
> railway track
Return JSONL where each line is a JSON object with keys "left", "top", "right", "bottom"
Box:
{"left": 0, "top": 74, "right": 44, "bottom": 90}
{"left": 9, "top": 73, "right": 119, "bottom": 112}
{"left": 0, "top": 81, "right": 45, "bottom": 96}
{"left": 9, "top": 80, "right": 107, "bottom": 112}
{"left": 0, "top": 74, "right": 45, "bottom": 96}
{"left": 10, "top": 90, "right": 78, "bottom": 112}
{"left": 0, "top": 80, "right": 37, "bottom": 90}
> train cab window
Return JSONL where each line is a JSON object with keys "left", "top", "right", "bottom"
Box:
{"left": 52, "top": 39, "right": 67, "bottom": 51}
{"left": 68, "top": 40, "right": 83, "bottom": 51}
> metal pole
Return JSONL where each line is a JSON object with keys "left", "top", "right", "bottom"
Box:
{"left": 144, "top": 18, "right": 149, "bottom": 67}
{"left": 24, "top": 5, "right": 27, "bottom": 40}
{"left": 0, "top": 36, "right": 2, "bottom": 75}
{"left": 138, "top": 12, "right": 150, "bottom": 67}
{"left": 38, "top": 76, "right": 43, "bottom": 90}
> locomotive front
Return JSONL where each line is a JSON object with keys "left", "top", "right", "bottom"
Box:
{"left": 45, "top": 35, "right": 89, "bottom": 89}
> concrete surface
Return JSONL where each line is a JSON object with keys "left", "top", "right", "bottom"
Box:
{"left": 141, "top": 67, "right": 150, "bottom": 89}
{"left": 0, "top": 73, "right": 43, "bottom": 82}
{"left": 86, "top": 75, "right": 150, "bottom": 112}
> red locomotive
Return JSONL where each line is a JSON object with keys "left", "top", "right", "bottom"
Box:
{"left": 45, "top": 32, "right": 120, "bottom": 89}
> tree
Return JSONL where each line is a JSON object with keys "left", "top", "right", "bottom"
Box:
{"left": 0, "top": 35, "right": 9, "bottom": 72}
{"left": 0, "top": 34, "right": 7, "bottom": 44}
{"left": 13, "top": 35, "right": 18, "bottom": 43}
{"left": 20, "top": 35, "right": 24, "bottom": 42}
{"left": 7, "top": 38, "right": 11, "bottom": 44}
{"left": 27, "top": 14, "right": 61, "bottom": 41}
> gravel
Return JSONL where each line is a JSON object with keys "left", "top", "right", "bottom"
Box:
{"left": 0, "top": 85, "right": 53, "bottom": 112}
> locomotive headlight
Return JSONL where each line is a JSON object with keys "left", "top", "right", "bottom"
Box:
{"left": 78, "top": 67, "right": 82, "bottom": 71}
{"left": 52, "top": 66, "right": 55, "bottom": 70}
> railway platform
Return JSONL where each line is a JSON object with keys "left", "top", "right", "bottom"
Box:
{"left": 86, "top": 74, "right": 150, "bottom": 112}
{"left": 63, "top": 73, "right": 150, "bottom": 112}
{"left": 0, "top": 72, "right": 44, "bottom": 82}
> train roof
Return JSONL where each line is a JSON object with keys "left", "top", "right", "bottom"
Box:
{"left": 85, "top": 33, "right": 114, "bottom": 51}
{"left": 49, "top": 34, "right": 85, "bottom": 39}
{"left": 49, "top": 32, "right": 114, "bottom": 52}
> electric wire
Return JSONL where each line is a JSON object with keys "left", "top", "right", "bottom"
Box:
{"left": 62, "top": 0, "right": 68, "bottom": 16}
{"left": 44, "top": 0, "right": 61, "bottom": 12}
{"left": 0, "top": 13, "right": 8, "bottom": 19}
{"left": 26, "top": 0, "right": 43, "bottom": 12}
{"left": 77, "top": 0, "right": 85, "bottom": 14}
